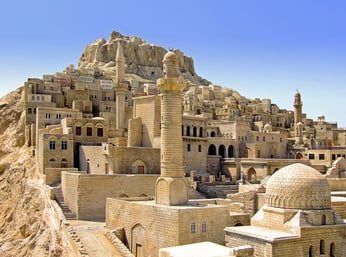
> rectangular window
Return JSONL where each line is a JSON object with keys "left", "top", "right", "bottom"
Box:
{"left": 56, "top": 113, "right": 61, "bottom": 119}
{"left": 201, "top": 221, "right": 207, "bottom": 233}
{"left": 45, "top": 113, "right": 51, "bottom": 119}
{"left": 33, "top": 108, "right": 36, "bottom": 114}
{"left": 198, "top": 145, "right": 202, "bottom": 152}
{"left": 61, "top": 141, "right": 67, "bottom": 150}
{"left": 28, "top": 108, "right": 32, "bottom": 114}
{"left": 49, "top": 141, "right": 56, "bottom": 150}
{"left": 97, "top": 128, "right": 103, "bottom": 137}
{"left": 190, "top": 222, "right": 196, "bottom": 234}
{"left": 87, "top": 127, "right": 92, "bottom": 136}
{"left": 76, "top": 126, "right": 82, "bottom": 136}
{"left": 332, "top": 154, "right": 336, "bottom": 160}
{"left": 319, "top": 154, "right": 325, "bottom": 160}
{"left": 308, "top": 154, "right": 315, "bottom": 160}
{"left": 187, "top": 144, "right": 191, "bottom": 152}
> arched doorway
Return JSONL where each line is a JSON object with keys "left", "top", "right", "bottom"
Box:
{"left": 132, "top": 224, "right": 145, "bottom": 257}
{"left": 219, "top": 145, "right": 226, "bottom": 158}
{"left": 228, "top": 145, "right": 235, "bottom": 158}
{"left": 131, "top": 159, "right": 148, "bottom": 174}
{"left": 210, "top": 131, "right": 216, "bottom": 137}
{"left": 208, "top": 144, "right": 216, "bottom": 155}
{"left": 247, "top": 167, "right": 256, "bottom": 181}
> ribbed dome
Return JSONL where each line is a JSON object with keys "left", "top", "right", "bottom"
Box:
{"left": 265, "top": 163, "right": 331, "bottom": 210}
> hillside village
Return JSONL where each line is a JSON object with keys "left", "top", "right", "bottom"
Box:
{"left": 5, "top": 31, "right": 346, "bottom": 256}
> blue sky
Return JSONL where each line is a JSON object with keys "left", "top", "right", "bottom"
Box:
{"left": 1, "top": 0, "right": 346, "bottom": 126}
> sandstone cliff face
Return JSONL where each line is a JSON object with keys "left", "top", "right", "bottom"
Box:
{"left": 78, "top": 31, "right": 210, "bottom": 85}
{"left": 0, "top": 88, "right": 71, "bottom": 257}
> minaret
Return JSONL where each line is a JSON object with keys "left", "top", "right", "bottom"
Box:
{"left": 155, "top": 51, "right": 188, "bottom": 206}
{"left": 112, "top": 41, "right": 128, "bottom": 132}
{"left": 294, "top": 90, "right": 303, "bottom": 145}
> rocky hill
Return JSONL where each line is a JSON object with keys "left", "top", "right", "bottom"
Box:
{"left": 0, "top": 88, "right": 72, "bottom": 257}
{"left": 78, "top": 31, "right": 211, "bottom": 86}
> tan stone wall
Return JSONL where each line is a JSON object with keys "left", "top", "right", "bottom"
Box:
{"left": 106, "top": 199, "right": 230, "bottom": 257}
{"left": 45, "top": 167, "right": 78, "bottom": 185}
{"left": 327, "top": 178, "right": 346, "bottom": 191}
{"left": 62, "top": 172, "right": 159, "bottom": 219}
{"left": 133, "top": 95, "right": 161, "bottom": 148}
{"left": 79, "top": 146, "right": 108, "bottom": 174}
{"left": 107, "top": 145, "right": 160, "bottom": 174}
{"left": 38, "top": 133, "right": 74, "bottom": 174}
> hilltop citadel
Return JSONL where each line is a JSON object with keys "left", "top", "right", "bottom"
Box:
{"left": 22, "top": 32, "right": 346, "bottom": 257}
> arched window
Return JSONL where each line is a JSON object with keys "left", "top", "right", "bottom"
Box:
{"left": 228, "top": 145, "right": 235, "bottom": 158}
{"left": 196, "top": 109, "right": 201, "bottom": 115}
{"left": 219, "top": 145, "right": 226, "bottom": 158}
{"left": 186, "top": 126, "right": 191, "bottom": 136}
{"left": 182, "top": 125, "right": 184, "bottom": 136}
{"left": 320, "top": 240, "right": 325, "bottom": 255}
{"left": 210, "top": 131, "right": 216, "bottom": 137}
{"left": 309, "top": 246, "right": 313, "bottom": 257}
{"left": 208, "top": 144, "right": 217, "bottom": 155}
{"left": 330, "top": 242, "right": 335, "bottom": 257}
{"left": 199, "top": 127, "right": 203, "bottom": 137}
{"left": 49, "top": 158, "right": 56, "bottom": 162}
{"left": 193, "top": 126, "right": 197, "bottom": 137}
{"left": 322, "top": 214, "right": 326, "bottom": 225}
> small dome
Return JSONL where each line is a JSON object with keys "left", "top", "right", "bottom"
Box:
{"left": 264, "top": 123, "right": 272, "bottom": 131}
{"left": 265, "top": 163, "right": 331, "bottom": 210}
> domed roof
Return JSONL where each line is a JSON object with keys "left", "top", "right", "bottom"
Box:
{"left": 263, "top": 123, "right": 272, "bottom": 131}
{"left": 265, "top": 163, "right": 331, "bottom": 210}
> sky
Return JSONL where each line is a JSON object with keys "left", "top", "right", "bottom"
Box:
{"left": 1, "top": 0, "right": 346, "bottom": 126}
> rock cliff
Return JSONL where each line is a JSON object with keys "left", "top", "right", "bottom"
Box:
{"left": 78, "top": 31, "right": 210, "bottom": 85}
{"left": 0, "top": 88, "right": 72, "bottom": 257}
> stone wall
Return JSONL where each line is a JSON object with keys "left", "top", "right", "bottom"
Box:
{"left": 106, "top": 198, "right": 230, "bottom": 257}
{"left": 45, "top": 167, "right": 78, "bottom": 185}
{"left": 62, "top": 172, "right": 159, "bottom": 219}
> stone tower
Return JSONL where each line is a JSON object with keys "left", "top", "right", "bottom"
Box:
{"left": 293, "top": 91, "right": 303, "bottom": 131}
{"left": 155, "top": 51, "right": 189, "bottom": 206}
{"left": 294, "top": 91, "right": 303, "bottom": 145}
{"left": 112, "top": 41, "right": 128, "bottom": 132}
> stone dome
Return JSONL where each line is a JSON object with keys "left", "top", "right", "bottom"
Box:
{"left": 265, "top": 163, "right": 331, "bottom": 210}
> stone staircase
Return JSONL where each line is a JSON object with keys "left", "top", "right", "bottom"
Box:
{"left": 197, "top": 184, "right": 239, "bottom": 198}
{"left": 54, "top": 187, "right": 77, "bottom": 220}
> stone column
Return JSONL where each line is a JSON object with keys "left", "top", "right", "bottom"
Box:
{"left": 155, "top": 51, "right": 189, "bottom": 206}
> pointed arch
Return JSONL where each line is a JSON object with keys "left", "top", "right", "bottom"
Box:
{"left": 131, "top": 159, "right": 148, "bottom": 174}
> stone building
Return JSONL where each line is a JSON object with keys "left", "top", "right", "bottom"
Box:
{"left": 105, "top": 51, "right": 237, "bottom": 257}
{"left": 225, "top": 163, "right": 346, "bottom": 257}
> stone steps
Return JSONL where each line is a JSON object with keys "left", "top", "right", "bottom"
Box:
{"left": 54, "top": 187, "right": 77, "bottom": 220}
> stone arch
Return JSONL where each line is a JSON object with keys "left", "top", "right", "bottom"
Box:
{"left": 245, "top": 147, "right": 252, "bottom": 158}
{"left": 196, "top": 109, "right": 201, "bottom": 115}
{"left": 61, "top": 158, "right": 68, "bottom": 168}
{"left": 228, "top": 145, "right": 235, "bottom": 158}
{"left": 322, "top": 214, "right": 326, "bottom": 225}
{"left": 320, "top": 240, "right": 325, "bottom": 255}
{"left": 199, "top": 127, "right": 203, "bottom": 137}
{"left": 296, "top": 152, "right": 303, "bottom": 159}
{"left": 309, "top": 246, "right": 314, "bottom": 257}
{"left": 247, "top": 167, "right": 256, "bottom": 181}
{"left": 181, "top": 125, "right": 184, "bottom": 136}
{"left": 210, "top": 131, "right": 216, "bottom": 137}
{"left": 186, "top": 126, "right": 191, "bottom": 136}
{"left": 330, "top": 242, "right": 335, "bottom": 257}
{"left": 193, "top": 126, "right": 197, "bottom": 137}
{"left": 119, "top": 193, "right": 129, "bottom": 198}
{"left": 218, "top": 144, "right": 226, "bottom": 158}
{"left": 131, "top": 223, "right": 145, "bottom": 257}
{"left": 131, "top": 159, "right": 148, "bottom": 174}
{"left": 208, "top": 144, "right": 217, "bottom": 155}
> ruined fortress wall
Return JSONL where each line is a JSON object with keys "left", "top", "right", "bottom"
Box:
{"left": 62, "top": 172, "right": 159, "bottom": 219}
